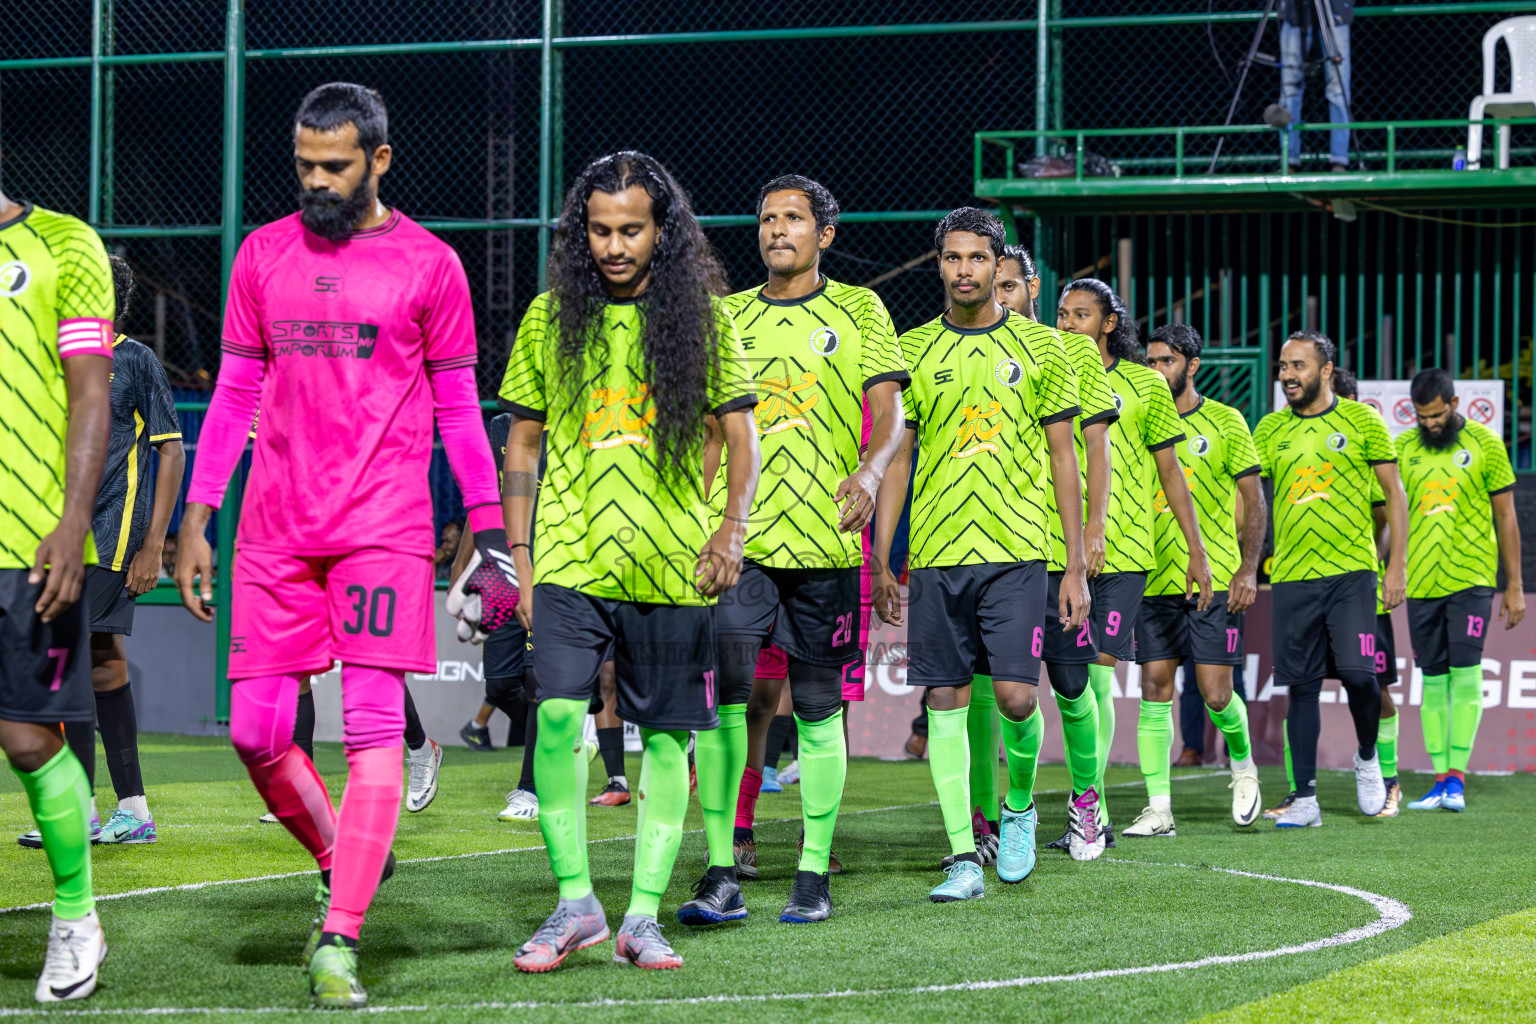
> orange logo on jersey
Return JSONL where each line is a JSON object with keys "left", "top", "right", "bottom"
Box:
{"left": 581, "top": 386, "right": 655, "bottom": 449}
{"left": 1153, "top": 465, "right": 1195, "bottom": 514}
{"left": 1418, "top": 477, "right": 1458, "bottom": 516}
{"left": 951, "top": 402, "right": 1005, "bottom": 459}
{"left": 1286, "top": 463, "right": 1334, "bottom": 505}
{"left": 755, "top": 372, "right": 820, "bottom": 436}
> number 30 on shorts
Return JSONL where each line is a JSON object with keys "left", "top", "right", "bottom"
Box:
{"left": 343, "top": 585, "right": 396, "bottom": 637}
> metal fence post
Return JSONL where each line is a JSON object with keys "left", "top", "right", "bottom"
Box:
{"left": 88, "top": 0, "right": 103, "bottom": 224}
{"left": 1034, "top": 0, "right": 1048, "bottom": 158}
{"left": 537, "top": 0, "right": 555, "bottom": 288}
{"left": 215, "top": 0, "right": 246, "bottom": 723}
{"left": 102, "top": 0, "right": 116, "bottom": 225}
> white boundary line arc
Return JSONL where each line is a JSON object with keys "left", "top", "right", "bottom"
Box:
{"left": 0, "top": 772, "right": 1231, "bottom": 916}
{"left": 0, "top": 858, "right": 1412, "bottom": 1017}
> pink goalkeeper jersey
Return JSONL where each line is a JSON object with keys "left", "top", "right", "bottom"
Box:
{"left": 209, "top": 210, "right": 480, "bottom": 556}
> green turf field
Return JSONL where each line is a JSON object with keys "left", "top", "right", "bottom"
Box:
{"left": 2, "top": 735, "right": 1532, "bottom": 1022}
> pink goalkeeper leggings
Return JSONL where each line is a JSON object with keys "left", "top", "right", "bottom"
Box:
{"left": 230, "top": 665, "right": 406, "bottom": 939}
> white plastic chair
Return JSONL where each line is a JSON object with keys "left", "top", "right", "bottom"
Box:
{"left": 1466, "top": 16, "right": 1536, "bottom": 170}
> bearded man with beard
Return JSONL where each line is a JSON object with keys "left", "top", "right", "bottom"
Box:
{"left": 1395, "top": 368, "right": 1523, "bottom": 813}
{"left": 1251, "top": 331, "right": 1408, "bottom": 829}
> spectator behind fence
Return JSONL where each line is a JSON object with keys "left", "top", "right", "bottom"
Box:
{"left": 434, "top": 519, "right": 464, "bottom": 580}
{"left": 1279, "top": 0, "right": 1354, "bottom": 172}
{"left": 160, "top": 532, "right": 178, "bottom": 580}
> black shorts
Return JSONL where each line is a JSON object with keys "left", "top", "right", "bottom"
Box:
{"left": 0, "top": 569, "right": 93, "bottom": 724}
{"left": 907, "top": 561, "right": 1047, "bottom": 687}
{"left": 1090, "top": 571, "right": 1146, "bottom": 663}
{"left": 531, "top": 584, "right": 718, "bottom": 731}
{"left": 1375, "top": 612, "right": 1398, "bottom": 686}
{"left": 1042, "top": 571, "right": 1098, "bottom": 665}
{"left": 1135, "top": 592, "right": 1244, "bottom": 666}
{"left": 85, "top": 565, "right": 136, "bottom": 635}
{"left": 713, "top": 561, "right": 861, "bottom": 668}
{"left": 1271, "top": 570, "right": 1377, "bottom": 684}
{"left": 482, "top": 620, "right": 529, "bottom": 680}
{"left": 1406, "top": 586, "right": 1496, "bottom": 675}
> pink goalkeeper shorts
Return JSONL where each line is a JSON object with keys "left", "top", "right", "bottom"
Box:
{"left": 228, "top": 546, "right": 436, "bottom": 679}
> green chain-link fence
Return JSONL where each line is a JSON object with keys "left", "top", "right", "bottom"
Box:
{"left": 3, "top": 1, "right": 1533, "bottom": 409}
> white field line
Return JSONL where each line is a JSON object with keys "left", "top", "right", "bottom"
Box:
{"left": 0, "top": 771, "right": 1230, "bottom": 916}
{"left": 0, "top": 855, "right": 1411, "bottom": 1017}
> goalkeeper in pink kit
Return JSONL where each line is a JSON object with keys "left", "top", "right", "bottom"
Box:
{"left": 175, "top": 84, "right": 517, "bottom": 1008}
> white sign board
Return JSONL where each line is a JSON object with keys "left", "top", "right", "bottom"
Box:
{"left": 1270, "top": 379, "right": 1505, "bottom": 440}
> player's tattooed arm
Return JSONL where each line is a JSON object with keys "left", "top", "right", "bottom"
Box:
{"left": 1082, "top": 421, "right": 1111, "bottom": 578}
{"left": 870, "top": 427, "right": 915, "bottom": 626}
{"left": 1153, "top": 445, "right": 1214, "bottom": 611}
{"left": 34, "top": 354, "right": 113, "bottom": 622}
{"left": 697, "top": 408, "right": 759, "bottom": 597}
{"left": 1229, "top": 472, "right": 1267, "bottom": 615}
{"left": 1491, "top": 490, "right": 1525, "bottom": 629}
{"left": 1045, "top": 418, "right": 1091, "bottom": 632}
{"left": 1372, "top": 460, "right": 1409, "bottom": 610}
{"left": 504, "top": 416, "right": 544, "bottom": 630}
{"left": 835, "top": 380, "right": 907, "bottom": 533}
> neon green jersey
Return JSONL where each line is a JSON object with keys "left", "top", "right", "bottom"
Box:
{"left": 1046, "top": 330, "right": 1119, "bottom": 572}
{"left": 498, "top": 293, "right": 757, "bottom": 606}
{"left": 899, "top": 310, "right": 1080, "bottom": 569}
{"left": 1395, "top": 419, "right": 1515, "bottom": 599}
{"left": 721, "top": 278, "right": 909, "bottom": 569}
{"left": 1148, "top": 397, "right": 1260, "bottom": 596}
{"left": 1252, "top": 396, "right": 1396, "bottom": 583}
{"left": 0, "top": 205, "right": 114, "bottom": 569}
{"left": 1103, "top": 358, "right": 1186, "bottom": 574}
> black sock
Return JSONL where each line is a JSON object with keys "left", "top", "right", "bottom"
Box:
{"left": 402, "top": 685, "right": 426, "bottom": 751}
{"left": 734, "top": 825, "right": 754, "bottom": 845}
{"left": 1339, "top": 675, "right": 1381, "bottom": 760}
{"left": 318, "top": 931, "right": 356, "bottom": 950}
{"left": 63, "top": 717, "right": 96, "bottom": 793}
{"left": 320, "top": 868, "right": 331, "bottom": 888}
{"left": 954, "top": 851, "right": 982, "bottom": 866}
{"left": 95, "top": 683, "right": 143, "bottom": 802}
{"left": 518, "top": 704, "right": 538, "bottom": 794}
{"left": 1287, "top": 682, "right": 1322, "bottom": 799}
{"left": 294, "top": 690, "right": 316, "bottom": 761}
{"left": 596, "top": 726, "right": 625, "bottom": 779}
{"left": 765, "top": 714, "right": 796, "bottom": 770}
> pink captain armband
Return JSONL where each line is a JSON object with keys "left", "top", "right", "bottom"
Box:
{"left": 185, "top": 348, "right": 266, "bottom": 509}
{"left": 429, "top": 364, "right": 503, "bottom": 534}
{"left": 56, "top": 318, "right": 115, "bottom": 359}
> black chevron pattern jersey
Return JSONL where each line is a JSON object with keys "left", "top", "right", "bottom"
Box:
{"left": 91, "top": 336, "right": 181, "bottom": 570}
{"left": 722, "top": 278, "right": 909, "bottom": 569}
{"left": 1395, "top": 418, "right": 1514, "bottom": 598}
{"left": 899, "top": 310, "right": 1080, "bottom": 569}
{"left": 498, "top": 293, "right": 756, "bottom": 606}
{"left": 1253, "top": 396, "right": 1396, "bottom": 583}
{"left": 1103, "top": 358, "right": 1186, "bottom": 573}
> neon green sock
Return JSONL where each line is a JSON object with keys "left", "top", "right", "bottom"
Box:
{"left": 1448, "top": 666, "right": 1484, "bottom": 775}
{"left": 926, "top": 706, "right": 975, "bottom": 857}
{"left": 534, "top": 699, "right": 591, "bottom": 900}
{"left": 1377, "top": 711, "right": 1399, "bottom": 780}
{"left": 1282, "top": 719, "right": 1295, "bottom": 791}
{"left": 1088, "top": 663, "right": 1116, "bottom": 816}
{"left": 695, "top": 703, "right": 746, "bottom": 868}
{"left": 795, "top": 711, "right": 847, "bottom": 875}
{"left": 1052, "top": 686, "right": 1100, "bottom": 795}
{"left": 1137, "top": 700, "right": 1174, "bottom": 805}
{"left": 1420, "top": 672, "right": 1450, "bottom": 775}
{"left": 998, "top": 704, "right": 1044, "bottom": 813}
{"left": 1206, "top": 695, "right": 1252, "bottom": 764}
{"left": 627, "top": 729, "right": 690, "bottom": 919}
{"left": 967, "top": 675, "right": 1000, "bottom": 823}
{"left": 13, "top": 745, "right": 95, "bottom": 919}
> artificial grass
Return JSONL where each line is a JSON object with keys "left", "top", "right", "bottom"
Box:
{"left": 1, "top": 735, "right": 1530, "bottom": 1022}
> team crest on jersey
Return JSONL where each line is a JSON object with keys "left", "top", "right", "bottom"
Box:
{"left": 994, "top": 359, "right": 1023, "bottom": 387}
{"left": 0, "top": 261, "right": 30, "bottom": 297}
{"left": 809, "top": 327, "right": 840, "bottom": 356}
{"left": 1453, "top": 449, "right": 1472, "bottom": 468}
{"left": 1326, "top": 432, "right": 1348, "bottom": 452}
{"left": 1189, "top": 435, "right": 1211, "bottom": 456}
{"left": 1112, "top": 393, "right": 1124, "bottom": 412}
